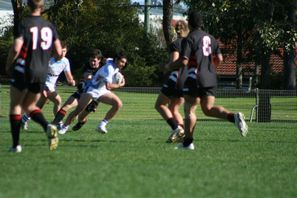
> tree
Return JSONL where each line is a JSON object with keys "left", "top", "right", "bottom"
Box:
{"left": 162, "top": 0, "right": 174, "bottom": 48}
{"left": 283, "top": 1, "right": 297, "bottom": 90}
{"left": 181, "top": 0, "right": 296, "bottom": 89}
{"left": 1, "top": 0, "right": 166, "bottom": 86}
{"left": 11, "top": 0, "right": 23, "bottom": 36}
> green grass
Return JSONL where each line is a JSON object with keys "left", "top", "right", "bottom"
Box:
{"left": 0, "top": 85, "right": 297, "bottom": 198}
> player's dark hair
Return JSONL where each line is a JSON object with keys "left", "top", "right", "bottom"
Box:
{"left": 188, "top": 11, "right": 204, "bottom": 29}
{"left": 89, "top": 49, "right": 103, "bottom": 59}
{"left": 114, "top": 51, "right": 127, "bottom": 60}
{"left": 114, "top": 50, "right": 128, "bottom": 69}
{"left": 61, "top": 41, "right": 67, "bottom": 49}
{"left": 28, "top": 0, "right": 44, "bottom": 11}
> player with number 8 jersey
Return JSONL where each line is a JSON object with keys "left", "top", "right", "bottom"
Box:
{"left": 168, "top": 11, "right": 248, "bottom": 150}
{"left": 5, "top": 0, "right": 62, "bottom": 153}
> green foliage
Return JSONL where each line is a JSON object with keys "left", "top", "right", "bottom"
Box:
{"left": 124, "top": 62, "right": 157, "bottom": 87}
{"left": 182, "top": 0, "right": 296, "bottom": 89}
{"left": 0, "top": 28, "right": 14, "bottom": 75}
{"left": 0, "top": 0, "right": 167, "bottom": 86}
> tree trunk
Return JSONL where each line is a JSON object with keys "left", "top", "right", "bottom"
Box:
{"left": 283, "top": 1, "right": 297, "bottom": 90}
{"left": 284, "top": 50, "right": 296, "bottom": 89}
{"left": 236, "top": 31, "right": 243, "bottom": 89}
{"left": 11, "top": 0, "right": 23, "bottom": 36}
{"left": 162, "top": 0, "right": 174, "bottom": 49}
{"left": 260, "top": 52, "right": 271, "bottom": 89}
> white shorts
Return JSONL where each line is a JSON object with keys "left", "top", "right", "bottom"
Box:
{"left": 45, "top": 82, "right": 56, "bottom": 92}
{"left": 86, "top": 85, "right": 111, "bottom": 100}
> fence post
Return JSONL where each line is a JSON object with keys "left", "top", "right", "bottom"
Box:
{"left": 257, "top": 89, "right": 271, "bottom": 122}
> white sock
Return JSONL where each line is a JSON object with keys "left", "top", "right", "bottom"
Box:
{"left": 100, "top": 119, "right": 108, "bottom": 126}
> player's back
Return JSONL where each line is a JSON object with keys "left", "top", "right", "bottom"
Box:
{"left": 18, "top": 16, "right": 59, "bottom": 83}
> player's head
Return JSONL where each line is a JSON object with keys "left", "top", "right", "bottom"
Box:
{"left": 188, "top": 11, "right": 204, "bottom": 30}
{"left": 114, "top": 51, "right": 128, "bottom": 70}
{"left": 27, "top": 0, "right": 44, "bottom": 11}
{"left": 89, "top": 48, "right": 103, "bottom": 68}
{"left": 175, "top": 20, "right": 189, "bottom": 38}
{"left": 61, "top": 41, "right": 68, "bottom": 57}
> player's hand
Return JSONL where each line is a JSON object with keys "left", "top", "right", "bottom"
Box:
{"left": 118, "top": 76, "right": 125, "bottom": 87}
{"left": 69, "top": 80, "right": 76, "bottom": 86}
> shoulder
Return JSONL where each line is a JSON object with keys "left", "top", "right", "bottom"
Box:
{"left": 62, "top": 57, "right": 70, "bottom": 64}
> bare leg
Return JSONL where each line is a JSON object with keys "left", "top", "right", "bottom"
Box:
{"left": 98, "top": 92, "right": 122, "bottom": 121}
{"left": 155, "top": 93, "right": 172, "bottom": 120}
{"left": 64, "top": 93, "right": 93, "bottom": 126}
{"left": 168, "top": 97, "right": 184, "bottom": 127}
{"left": 183, "top": 95, "right": 199, "bottom": 141}
{"left": 200, "top": 96, "right": 231, "bottom": 120}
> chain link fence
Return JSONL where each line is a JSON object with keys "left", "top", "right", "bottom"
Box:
{"left": 0, "top": 85, "right": 296, "bottom": 122}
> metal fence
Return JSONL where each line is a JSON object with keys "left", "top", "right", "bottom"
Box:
{"left": 118, "top": 87, "right": 297, "bottom": 123}
{"left": 0, "top": 85, "right": 296, "bottom": 122}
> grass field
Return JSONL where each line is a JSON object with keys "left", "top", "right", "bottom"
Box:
{"left": 0, "top": 85, "right": 297, "bottom": 198}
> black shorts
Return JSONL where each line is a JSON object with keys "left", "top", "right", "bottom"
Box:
{"left": 10, "top": 70, "right": 44, "bottom": 93}
{"left": 71, "top": 91, "right": 81, "bottom": 99}
{"left": 183, "top": 76, "right": 216, "bottom": 97}
{"left": 161, "top": 78, "right": 183, "bottom": 98}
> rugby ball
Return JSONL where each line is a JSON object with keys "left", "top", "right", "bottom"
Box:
{"left": 112, "top": 72, "right": 124, "bottom": 84}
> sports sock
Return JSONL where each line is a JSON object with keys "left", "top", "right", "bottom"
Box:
{"left": 100, "top": 119, "right": 108, "bottom": 126}
{"left": 183, "top": 137, "right": 193, "bottom": 147}
{"left": 77, "top": 121, "right": 86, "bottom": 127}
{"left": 22, "top": 114, "right": 31, "bottom": 123}
{"left": 52, "top": 109, "right": 66, "bottom": 125}
{"left": 10, "top": 114, "right": 22, "bottom": 147}
{"left": 227, "top": 113, "right": 235, "bottom": 123}
{"left": 166, "top": 118, "right": 178, "bottom": 130}
{"left": 29, "top": 109, "right": 48, "bottom": 132}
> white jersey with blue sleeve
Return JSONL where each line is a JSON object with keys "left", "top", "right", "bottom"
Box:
{"left": 86, "top": 59, "right": 119, "bottom": 100}
{"left": 46, "top": 57, "right": 71, "bottom": 91}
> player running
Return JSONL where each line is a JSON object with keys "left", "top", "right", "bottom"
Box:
{"left": 21, "top": 42, "right": 76, "bottom": 130}
{"left": 51, "top": 49, "right": 104, "bottom": 127}
{"left": 5, "top": 0, "right": 62, "bottom": 152}
{"left": 58, "top": 51, "right": 127, "bottom": 135}
{"left": 167, "top": 11, "right": 248, "bottom": 150}
{"left": 155, "top": 20, "right": 189, "bottom": 143}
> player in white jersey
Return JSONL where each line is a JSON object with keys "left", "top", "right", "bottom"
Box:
{"left": 58, "top": 51, "right": 127, "bottom": 134}
{"left": 22, "top": 43, "right": 75, "bottom": 130}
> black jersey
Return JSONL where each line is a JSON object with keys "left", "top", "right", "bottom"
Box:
{"left": 182, "top": 29, "right": 221, "bottom": 87}
{"left": 169, "top": 37, "right": 184, "bottom": 54}
{"left": 76, "top": 63, "right": 101, "bottom": 93}
{"left": 15, "top": 16, "right": 59, "bottom": 83}
{"left": 83, "top": 63, "right": 101, "bottom": 77}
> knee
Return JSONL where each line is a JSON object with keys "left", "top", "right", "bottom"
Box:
{"left": 202, "top": 106, "right": 212, "bottom": 116}
{"left": 114, "top": 99, "right": 123, "bottom": 110}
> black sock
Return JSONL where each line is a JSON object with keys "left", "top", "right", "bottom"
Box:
{"left": 166, "top": 118, "right": 178, "bottom": 130}
{"left": 77, "top": 121, "right": 86, "bottom": 126}
{"left": 29, "top": 109, "right": 48, "bottom": 132}
{"left": 227, "top": 113, "right": 235, "bottom": 123}
{"left": 52, "top": 109, "right": 66, "bottom": 125}
{"left": 10, "top": 114, "right": 21, "bottom": 147}
{"left": 183, "top": 138, "right": 193, "bottom": 147}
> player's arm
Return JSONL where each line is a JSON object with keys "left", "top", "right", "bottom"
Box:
{"left": 83, "top": 71, "right": 93, "bottom": 80}
{"left": 5, "top": 38, "right": 23, "bottom": 75}
{"left": 165, "top": 57, "right": 187, "bottom": 71}
{"left": 53, "top": 39, "right": 63, "bottom": 58}
{"left": 106, "top": 77, "right": 125, "bottom": 90}
{"left": 64, "top": 71, "right": 76, "bottom": 86}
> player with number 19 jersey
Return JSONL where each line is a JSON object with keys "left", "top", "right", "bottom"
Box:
{"left": 12, "top": 15, "right": 59, "bottom": 89}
